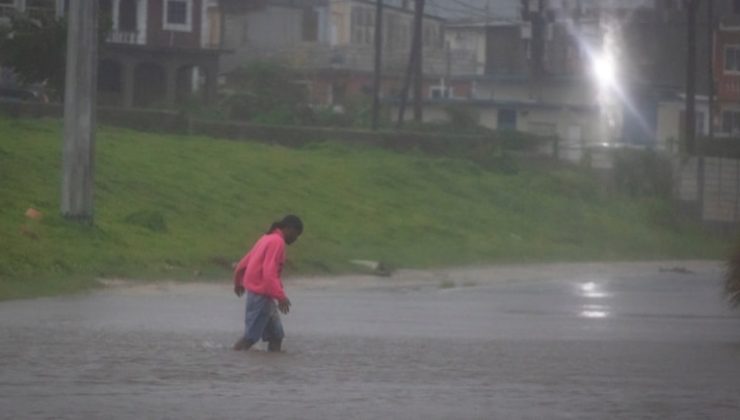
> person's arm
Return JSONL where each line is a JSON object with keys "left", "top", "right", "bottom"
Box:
{"left": 262, "top": 238, "right": 288, "bottom": 304}
{"left": 233, "top": 253, "right": 249, "bottom": 297}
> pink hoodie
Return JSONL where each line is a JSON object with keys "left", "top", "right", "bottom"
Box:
{"left": 233, "top": 230, "right": 287, "bottom": 301}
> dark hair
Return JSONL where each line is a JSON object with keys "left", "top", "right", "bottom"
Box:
{"left": 267, "top": 215, "right": 303, "bottom": 234}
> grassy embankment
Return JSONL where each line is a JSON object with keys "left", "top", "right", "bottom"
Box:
{"left": 0, "top": 117, "right": 727, "bottom": 300}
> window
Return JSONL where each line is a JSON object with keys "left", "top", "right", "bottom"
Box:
{"left": 0, "top": 0, "right": 15, "bottom": 19}
{"left": 725, "top": 46, "right": 740, "bottom": 73}
{"left": 351, "top": 6, "right": 374, "bottom": 45}
{"left": 163, "top": 0, "right": 192, "bottom": 32}
{"left": 119, "top": 0, "right": 137, "bottom": 32}
{"left": 430, "top": 86, "right": 453, "bottom": 99}
{"left": 302, "top": 7, "right": 319, "bottom": 42}
{"left": 26, "top": 0, "right": 56, "bottom": 20}
{"left": 498, "top": 109, "right": 517, "bottom": 130}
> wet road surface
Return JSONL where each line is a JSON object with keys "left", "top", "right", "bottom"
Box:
{"left": 1, "top": 262, "right": 739, "bottom": 419}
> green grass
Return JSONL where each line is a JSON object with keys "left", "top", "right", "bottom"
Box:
{"left": 0, "top": 117, "right": 728, "bottom": 300}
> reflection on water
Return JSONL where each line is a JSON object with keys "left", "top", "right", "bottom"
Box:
{"left": 579, "top": 281, "right": 611, "bottom": 318}
{"left": 580, "top": 305, "right": 610, "bottom": 319}
{"left": 579, "top": 281, "right": 609, "bottom": 299}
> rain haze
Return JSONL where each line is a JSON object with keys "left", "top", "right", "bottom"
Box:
{"left": 1, "top": 0, "right": 740, "bottom": 419}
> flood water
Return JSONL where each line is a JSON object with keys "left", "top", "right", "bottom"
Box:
{"left": 1, "top": 262, "right": 739, "bottom": 419}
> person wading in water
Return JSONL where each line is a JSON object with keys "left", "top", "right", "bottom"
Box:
{"left": 232, "top": 215, "right": 303, "bottom": 352}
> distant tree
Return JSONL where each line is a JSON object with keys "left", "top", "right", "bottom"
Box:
{"left": 0, "top": 12, "right": 111, "bottom": 100}
{"left": 224, "top": 62, "right": 311, "bottom": 124}
{"left": 0, "top": 14, "right": 67, "bottom": 98}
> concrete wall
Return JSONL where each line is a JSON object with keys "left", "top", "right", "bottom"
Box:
{"left": 656, "top": 100, "right": 710, "bottom": 151}
{"left": 677, "top": 156, "right": 740, "bottom": 225}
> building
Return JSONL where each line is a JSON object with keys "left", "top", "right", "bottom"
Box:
{"left": 418, "top": 1, "right": 607, "bottom": 157}
{"left": 0, "top": 0, "right": 63, "bottom": 22}
{"left": 654, "top": 0, "right": 740, "bottom": 146}
{"left": 0, "top": 0, "right": 225, "bottom": 108}
{"left": 98, "top": 0, "right": 224, "bottom": 108}
{"left": 219, "top": 0, "right": 477, "bottom": 106}
{"left": 715, "top": 1, "right": 740, "bottom": 137}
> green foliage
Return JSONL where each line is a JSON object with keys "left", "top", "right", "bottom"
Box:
{"left": 0, "top": 12, "right": 111, "bottom": 100}
{"left": 0, "top": 14, "right": 67, "bottom": 97}
{"left": 445, "top": 105, "right": 481, "bottom": 132}
{"left": 0, "top": 117, "right": 726, "bottom": 300}
{"left": 612, "top": 149, "right": 674, "bottom": 198}
{"left": 222, "top": 62, "right": 312, "bottom": 124}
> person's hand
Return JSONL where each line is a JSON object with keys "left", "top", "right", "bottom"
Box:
{"left": 234, "top": 284, "right": 245, "bottom": 297}
{"left": 278, "top": 298, "right": 291, "bottom": 314}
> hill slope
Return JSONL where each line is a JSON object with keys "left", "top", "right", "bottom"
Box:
{"left": 0, "top": 117, "right": 726, "bottom": 299}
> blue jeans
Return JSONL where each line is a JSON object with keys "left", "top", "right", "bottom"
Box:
{"left": 244, "top": 292, "right": 285, "bottom": 343}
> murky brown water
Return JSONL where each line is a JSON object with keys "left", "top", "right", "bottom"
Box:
{"left": 1, "top": 262, "right": 739, "bottom": 419}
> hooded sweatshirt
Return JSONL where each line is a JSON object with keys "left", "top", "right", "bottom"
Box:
{"left": 233, "top": 230, "right": 287, "bottom": 301}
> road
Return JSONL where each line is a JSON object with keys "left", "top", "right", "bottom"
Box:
{"left": 0, "top": 261, "right": 738, "bottom": 419}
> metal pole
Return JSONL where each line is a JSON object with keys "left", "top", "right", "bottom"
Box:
{"left": 61, "top": 0, "right": 98, "bottom": 223}
{"left": 685, "top": 0, "right": 697, "bottom": 155}
{"left": 371, "top": 0, "right": 384, "bottom": 130}
{"left": 396, "top": 2, "right": 421, "bottom": 128}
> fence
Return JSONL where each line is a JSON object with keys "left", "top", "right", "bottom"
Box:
{"left": 0, "top": 99, "right": 554, "bottom": 159}
{"left": 676, "top": 155, "right": 740, "bottom": 226}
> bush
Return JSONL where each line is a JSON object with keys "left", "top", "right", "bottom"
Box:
{"left": 612, "top": 149, "right": 673, "bottom": 198}
{"left": 222, "top": 62, "right": 312, "bottom": 125}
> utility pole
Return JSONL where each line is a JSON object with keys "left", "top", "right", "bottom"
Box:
{"left": 684, "top": 0, "right": 698, "bottom": 155}
{"left": 707, "top": 0, "right": 715, "bottom": 143}
{"left": 372, "top": 0, "right": 384, "bottom": 130}
{"left": 412, "top": 0, "right": 425, "bottom": 123}
{"left": 61, "top": 0, "right": 98, "bottom": 223}
{"left": 396, "top": 0, "right": 424, "bottom": 128}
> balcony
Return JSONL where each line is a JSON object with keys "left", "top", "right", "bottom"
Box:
{"left": 719, "top": 79, "right": 740, "bottom": 102}
{"left": 0, "top": 5, "right": 15, "bottom": 20}
{"left": 106, "top": 29, "right": 146, "bottom": 45}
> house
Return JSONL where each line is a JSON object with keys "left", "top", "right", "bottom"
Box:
{"left": 436, "top": 0, "right": 727, "bottom": 154}
{"left": 411, "top": 1, "right": 606, "bottom": 160}
{"left": 0, "top": 0, "right": 63, "bottom": 22}
{"left": 654, "top": 0, "right": 740, "bottom": 146}
{"left": 715, "top": 1, "right": 740, "bottom": 137}
{"left": 97, "top": 0, "right": 224, "bottom": 108}
{"left": 1, "top": 0, "right": 225, "bottom": 108}
{"left": 219, "top": 0, "right": 477, "bottom": 106}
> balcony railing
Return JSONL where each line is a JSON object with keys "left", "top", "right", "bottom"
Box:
{"left": 720, "top": 79, "right": 740, "bottom": 101}
{"left": 106, "top": 29, "right": 145, "bottom": 45}
{"left": 0, "top": 5, "right": 17, "bottom": 19}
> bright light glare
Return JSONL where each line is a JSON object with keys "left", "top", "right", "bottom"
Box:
{"left": 592, "top": 53, "right": 616, "bottom": 89}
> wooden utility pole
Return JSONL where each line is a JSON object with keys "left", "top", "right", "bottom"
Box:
{"left": 61, "top": 0, "right": 98, "bottom": 222}
{"left": 412, "top": 0, "right": 425, "bottom": 123}
{"left": 396, "top": 0, "right": 424, "bottom": 128}
{"left": 372, "top": 0, "right": 384, "bottom": 130}
{"left": 684, "top": 0, "right": 698, "bottom": 155}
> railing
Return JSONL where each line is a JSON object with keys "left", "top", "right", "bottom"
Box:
{"left": 719, "top": 79, "right": 740, "bottom": 101}
{"left": 106, "top": 30, "right": 145, "bottom": 45}
{"left": 0, "top": 4, "right": 17, "bottom": 19}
